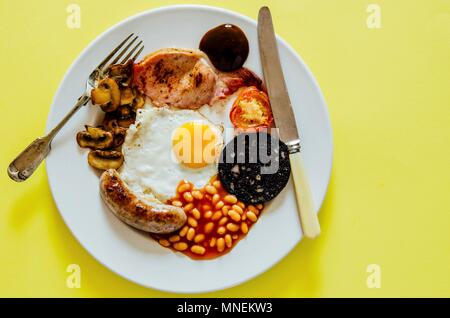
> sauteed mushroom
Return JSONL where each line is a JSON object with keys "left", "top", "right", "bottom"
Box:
{"left": 117, "top": 115, "right": 136, "bottom": 128}
{"left": 91, "top": 78, "right": 121, "bottom": 112}
{"left": 108, "top": 60, "right": 133, "bottom": 87}
{"left": 102, "top": 113, "right": 118, "bottom": 132}
{"left": 120, "top": 87, "right": 135, "bottom": 105}
{"left": 99, "top": 115, "right": 127, "bottom": 148}
{"left": 88, "top": 150, "right": 124, "bottom": 170}
{"left": 116, "top": 106, "right": 136, "bottom": 128}
{"left": 132, "top": 91, "right": 145, "bottom": 110}
{"left": 118, "top": 105, "right": 133, "bottom": 117}
{"left": 111, "top": 126, "right": 127, "bottom": 148}
{"left": 81, "top": 61, "right": 140, "bottom": 170}
{"left": 76, "top": 126, "right": 114, "bottom": 149}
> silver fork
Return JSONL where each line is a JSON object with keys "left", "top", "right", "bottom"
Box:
{"left": 7, "top": 34, "right": 144, "bottom": 182}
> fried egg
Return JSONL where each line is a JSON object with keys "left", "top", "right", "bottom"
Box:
{"left": 120, "top": 106, "right": 223, "bottom": 202}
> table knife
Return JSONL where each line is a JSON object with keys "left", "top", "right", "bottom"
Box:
{"left": 257, "top": 6, "right": 320, "bottom": 238}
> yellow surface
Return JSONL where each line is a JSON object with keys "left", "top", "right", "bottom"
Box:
{"left": 1, "top": 0, "right": 449, "bottom": 297}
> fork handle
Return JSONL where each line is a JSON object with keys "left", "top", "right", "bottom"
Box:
{"left": 7, "top": 94, "right": 90, "bottom": 182}
{"left": 47, "top": 94, "right": 90, "bottom": 139}
{"left": 7, "top": 136, "right": 53, "bottom": 182}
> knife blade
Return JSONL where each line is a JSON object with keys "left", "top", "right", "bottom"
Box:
{"left": 257, "top": 6, "right": 300, "bottom": 149}
{"left": 257, "top": 6, "right": 320, "bottom": 238}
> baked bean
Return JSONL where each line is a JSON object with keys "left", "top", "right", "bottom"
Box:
{"left": 219, "top": 217, "right": 228, "bottom": 226}
{"left": 174, "top": 242, "right": 188, "bottom": 251}
{"left": 191, "top": 190, "right": 203, "bottom": 200}
{"left": 177, "top": 183, "right": 191, "bottom": 193}
{"left": 222, "top": 205, "right": 230, "bottom": 215}
{"left": 246, "top": 211, "right": 258, "bottom": 222}
{"left": 225, "top": 234, "right": 232, "bottom": 247}
{"left": 205, "top": 194, "right": 212, "bottom": 201}
{"left": 237, "top": 201, "right": 246, "bottom": 209}
{"left": 179, "top": 225, "right": 189, "bottom": 237}
{"left": 184, "top": 203, "right": 194, "bottom": 212}
{"left": 202, "top": 204, "right": 212, "bottom": 212}
{"left": 159, "top": 239, "right": 171, "bottom": 247}
{"left": 226, "top": 223, "right": 239, "bottom": 232}
{"left": 186, "top": 228, "right": 195, "bottom": 241}
{"left": 204, "top": 222, "right": 214, "bottom": 234}
{"left": 172, "top": 200, "right": 183, "bottom": 207}
{"left": 205, "top": 185, "right": 217, "bottom": 195}
{"left": 224, "top": 194, "right": 237, "bottom": 204}
{"left": 213, "top": 180, "right": 221, "bottom": 189}
{"left": 204, "top": 210, "right": 213, "bottom": 219}
{"left": 241, "top": 222, "right": 249, "bottom": 234}
{"left": 212, "top": 194, "right": 220, "bottom": 205}
{"left": 232, "top": 204, "right": 243, "bottom": 215}
{"left": 183, "top": 191, "right": 194, "bottom": 202}
{"left": 187, "top": 217, "right": 198, "bottom": 227}
{"left": 212, "top": 211, "right": 222, "bottom": 221}
{"left": 194, "top": 234, "right": 205, "bottom": 243}
{"left": 256, "top": 204, "right": 263, "bottom": 210}
{"left": 209, "top": 237, "right": 216, "bottom": 247}
{"left": 217, "top": 226, "right": 226, "bottom": 235}
{"left": 215, "top": 200, "right": 224, "bottom": 210}
{"left": 242, "top": 214, "right": 247, "bottom": 221}
{"left": 217, "top": 238, "right": 225, "bottom": 252}
{"left": 169, "top": 235, "right": 180, "bottom": 242}
{"left": 248, "top": 205, "right": 259, "bottom": 215}
{"left": 191, "top": 245, "right": 206, "bottom": 255}
{"left": 191, "top": 208, "right": 201, "bottom": 220}
{"left": 228, "top": 210, "right": 241, "bottom": 222}
{"left": 232, "top": 234, "right": 239, "bottom": 240}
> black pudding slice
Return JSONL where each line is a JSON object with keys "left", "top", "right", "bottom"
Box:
{"left": 218, "top": 132, "right": 291, "bottom": 204}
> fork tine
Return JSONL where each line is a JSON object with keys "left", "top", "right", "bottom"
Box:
{"left": 109, "top": 35, "right": 138, "bottom": 66}
{"left": 131, "top": 45, "right": 144, "bottom": 62}
{"left": 96, "top": 33, "right": 134, "bottom": 71}
{"left": 120, "top": 40, "right": 143, "bottom": 64}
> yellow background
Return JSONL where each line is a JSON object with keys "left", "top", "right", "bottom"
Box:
{"left": 1, "top": 0, "right": 449, "bottom": 297}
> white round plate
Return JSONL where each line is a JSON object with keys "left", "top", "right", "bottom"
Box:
{"left": 46, "top": 5, "right": 332, "bottom": 293}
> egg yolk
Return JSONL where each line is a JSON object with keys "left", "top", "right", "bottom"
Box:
{"left": 172, "top": 121, "right": 219, "bottom": 168}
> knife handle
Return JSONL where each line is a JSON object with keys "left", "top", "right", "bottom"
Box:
{"left": 289, "top": 152, "right": 321, "bottom": 238}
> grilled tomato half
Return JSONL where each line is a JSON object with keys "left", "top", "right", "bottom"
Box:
{"left": 230, "top": 86, "right": 273, "bottom": 131}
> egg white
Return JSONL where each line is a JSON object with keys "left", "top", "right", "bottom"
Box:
{"left": 120, "top": 104, "right": 223, "bottom": 202}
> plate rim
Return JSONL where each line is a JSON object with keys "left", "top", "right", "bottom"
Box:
{"left": 45, "top": 4, "right": 333, "bottom": 293}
